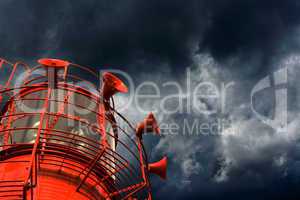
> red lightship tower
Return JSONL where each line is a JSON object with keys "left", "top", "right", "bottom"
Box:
{"left": 0, "top": 58, "right": 167, "bottom": 200}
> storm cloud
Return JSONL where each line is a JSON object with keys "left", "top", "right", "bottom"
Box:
{"left": 1, "top": 0, "right": 300, "bottom": 199}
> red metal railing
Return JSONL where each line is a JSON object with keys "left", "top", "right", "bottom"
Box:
{"left": 0, "top": 58, "right": 153, "bottom": 200}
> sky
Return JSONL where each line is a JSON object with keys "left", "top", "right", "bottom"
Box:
{"left": 1, "top": 0, "right": 300, "bottom": 199}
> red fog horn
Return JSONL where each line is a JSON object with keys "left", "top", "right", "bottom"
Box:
{"left": 148, "top": 156, "right": 168, "bottom": 180}
{"left": 136, "top": 112, "right": 160, "bottom": 138}
{"left": 101, "top": 72, "right": 128, "bottom": 100}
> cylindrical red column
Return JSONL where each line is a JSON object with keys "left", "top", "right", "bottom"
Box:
{"left": 0, "top": 58, "right": 156, "bottom": 200}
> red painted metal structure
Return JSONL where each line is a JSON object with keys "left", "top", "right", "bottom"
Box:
{"left": 0, "top": 58, "right": 167, "bottom": 200}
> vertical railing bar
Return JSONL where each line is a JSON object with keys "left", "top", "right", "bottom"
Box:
{"left": 24, "top": 87, "right": 51, "bottom": 198}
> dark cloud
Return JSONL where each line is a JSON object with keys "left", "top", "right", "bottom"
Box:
{"left": 1, "top": 1, "right": 300, "bottom": 200}
{"left": 201, "top": 0, "right": 300, "bottom": 58}
{"left": 1, "top": 1, "right": 300, "bottom": 68}
{"left": 1, "top": 0, "right": 300, "bottom": 74}
{"left": 0, "top": 0, "right": 207, "bottom": 73}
